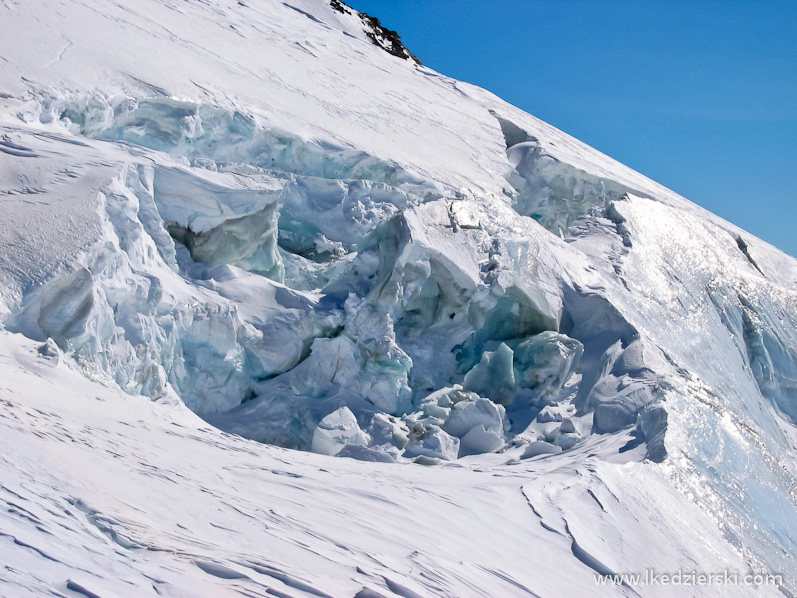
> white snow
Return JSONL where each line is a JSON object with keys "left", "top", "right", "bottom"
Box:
{"left": 1, "top": 0, "right": 796, "bottom": 595}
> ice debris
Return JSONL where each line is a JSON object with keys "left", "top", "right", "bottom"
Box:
{"left": 311, "top": 407, "right": 370, "bottom": 456}
{"left": 463, "top": 343, "right": 516, "bottom": 405}
{"left": 0, "top": 95, "right": 706, "bottom": 464}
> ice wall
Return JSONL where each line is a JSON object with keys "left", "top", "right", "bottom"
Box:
{"left": 3, "top": 86, "right": 795, "bottom": 488}
{"left": 1, "top": 96, "right": 665, "bottom": 465}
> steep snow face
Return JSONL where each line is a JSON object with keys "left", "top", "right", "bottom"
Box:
{"left": 1, "top": 0, "right": 797, "bottom": 595}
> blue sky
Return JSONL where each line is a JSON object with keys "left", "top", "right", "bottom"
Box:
{"left": 350, "top": 0, "right": 796, "bottom": 257}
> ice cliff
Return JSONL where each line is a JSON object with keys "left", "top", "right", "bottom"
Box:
{"left": 1, "top": 0, "right": 796, "bottom": 596}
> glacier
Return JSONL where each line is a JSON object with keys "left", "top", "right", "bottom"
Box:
{"left": 1, "top": 0, "right": 796, "bottom": 596}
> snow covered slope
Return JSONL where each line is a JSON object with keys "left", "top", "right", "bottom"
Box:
{"left": 1, "top": 0, "right": 796, "bottom": 596}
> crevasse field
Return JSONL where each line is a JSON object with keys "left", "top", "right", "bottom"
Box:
{"left": 1, "top": 1, "right": 796, "bottom": 596}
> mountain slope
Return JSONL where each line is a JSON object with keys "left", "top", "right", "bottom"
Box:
{"left": 1, "top": 0, "right": 796, "bottom": 596}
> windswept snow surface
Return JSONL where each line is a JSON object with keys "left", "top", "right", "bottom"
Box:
{"left": 0, "top": 0, "right": 796, "bottom": 596}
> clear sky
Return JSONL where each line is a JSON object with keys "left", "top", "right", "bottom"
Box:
{"left": 349, "top": 0, "right": 796, "bottom": 257}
